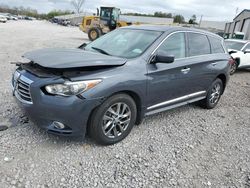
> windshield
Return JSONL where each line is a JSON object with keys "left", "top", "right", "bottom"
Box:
{"left": 225, "top": 41, "right": 246, "bottom": 51}
{"left": 85, "top": 29, "right": 163, "bottom": 58}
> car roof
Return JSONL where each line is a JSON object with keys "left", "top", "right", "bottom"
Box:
{"left": 225, "top": 39, "right": 249, "bottom": 43}
{"left": 121, "top": 25, "right": 222, "bottom": 39}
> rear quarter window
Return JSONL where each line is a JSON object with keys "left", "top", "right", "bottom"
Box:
{"left": 188, "top": 33, "right": 210, "bottom": 56}
{"left": 208, "top": 36, "right": 225, "bottom": 53}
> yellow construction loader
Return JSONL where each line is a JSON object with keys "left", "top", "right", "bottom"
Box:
{"left": 79, "top": 7, "right": 132, "bottom": 41}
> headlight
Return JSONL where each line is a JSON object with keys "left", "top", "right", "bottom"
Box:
{"left": 45, "top": 79, "right": 102, "bottom": 96}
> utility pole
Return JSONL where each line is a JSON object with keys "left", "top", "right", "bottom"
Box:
{"left": 235, "top": 7, "right": 239, "bottom": 17}
{"left": 199, "top": 15, "right": 203, "bottom": 27}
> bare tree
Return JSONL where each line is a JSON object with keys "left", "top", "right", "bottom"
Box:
{"left": 71, "top": 0, "right": 85, "bottom": 14}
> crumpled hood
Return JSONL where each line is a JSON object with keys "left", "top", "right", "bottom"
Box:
{"left": 23, "top": 48, "right": 127, "bottom": 69}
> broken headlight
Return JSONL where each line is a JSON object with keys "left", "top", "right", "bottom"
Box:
{"left": 45, "top": 79, "right": 102, "bottom": 96}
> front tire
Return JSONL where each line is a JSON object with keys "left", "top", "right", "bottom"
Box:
{"left": 89, "top": 94, "right": 137, "bottom": 145}
{"left": 230, "top": 59, "right": 238, "bottom": 75}
{"left": 200, "top": 78, "right": 223, "bottom": 109}
{"left": 230, "top": 62, "right": 237, "bottom": 75}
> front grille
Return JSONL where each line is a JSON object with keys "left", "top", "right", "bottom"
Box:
{"left": 16, "top": 79, "right": 32, "bottom": 102}
{"left": 13, "top": 71, "right": 33, "bottom": 104}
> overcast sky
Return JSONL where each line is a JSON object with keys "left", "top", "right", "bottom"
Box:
{"left": 0, "top": 0, "right": 249, "bottom": 21}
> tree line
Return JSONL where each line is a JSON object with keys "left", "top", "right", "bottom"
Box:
{"left": 123, "top": 12, "right": 197, "bottom": 24}
{"left": 0, "top": 3, "right": 197, "bottom": 24}
{"left": 0, "top": 4, "right": 73, "bottom": 19}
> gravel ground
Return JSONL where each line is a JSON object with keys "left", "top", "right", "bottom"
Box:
{"left": 0, "top": 20, "right": 250, "bottom": 188}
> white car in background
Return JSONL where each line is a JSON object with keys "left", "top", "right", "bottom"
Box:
{"left": 225, "top": 39, "right": 250, "bottom": 74}
{"left": 10, "top": 15, "right": 18, "bottom": 20}
{"left": 0, "top": 15, "right": 7, "bottom": 23}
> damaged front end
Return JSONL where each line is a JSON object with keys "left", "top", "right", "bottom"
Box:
{"left": 10, "top": 47, "right": 128, "bottom": 137}
{"left": 11, "top": 62, "right": 105, "bottom": 137}
{"left": 11, "top": 63, "right": 118, "bottom": 137}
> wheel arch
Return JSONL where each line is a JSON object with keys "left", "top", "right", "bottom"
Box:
{"left": 86, "top": 90, "right": 144, "bottom": 135}
{"left": 235, "top": 57, "right": 240, "bottom": 67}
{"left": 105, "top": 90, "right": 143, "bottom": 125}
{"left": 216, "top": 74, "right": 227, "bottom": 94}
{"left": 118, "top": 90, "right": 143, "bottom": 125}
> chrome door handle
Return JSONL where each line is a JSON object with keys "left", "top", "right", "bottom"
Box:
{"left": 181, "top": 68, "right": 190, "bottom": 73}
{"left": 212, "top": 62, "right": 217, "bottom": 66}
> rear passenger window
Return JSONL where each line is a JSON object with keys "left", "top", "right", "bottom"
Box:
{"left": 188, "top": 33, "right": 210, "bottom": 56}
{"left": 158, "top": 32, "right": 186, "bottom": 59}
{"left": 208, "top": 36, "right": 225, "bottom": 53}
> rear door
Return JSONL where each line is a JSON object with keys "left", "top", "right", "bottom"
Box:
{"left": 185, "top": 32, "right": 216, "bottom": 92}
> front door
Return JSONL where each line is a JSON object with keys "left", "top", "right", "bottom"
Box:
{"left": 147, "top": 32, "right": 193, "bottom": 111}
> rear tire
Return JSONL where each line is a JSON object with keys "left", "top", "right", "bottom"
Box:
{"left": 89, "top": 94, "right": 137, "bottom": 145}
{"left": 88, "top": 28, "right": 101, "bottom": 41}
{"left": 200, "top": 78, "right": 223, "bottom": 109}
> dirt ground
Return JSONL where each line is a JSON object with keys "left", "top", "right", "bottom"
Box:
{"left": 0, "top": 20, "right": 250, "bottom": 188}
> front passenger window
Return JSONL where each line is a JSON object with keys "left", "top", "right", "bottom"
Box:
{"left": 157, "top": 32, "right": 186, "bottom": 59}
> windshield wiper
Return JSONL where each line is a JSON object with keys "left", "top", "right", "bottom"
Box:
{"left": 91, "top": 47, "right": 110, "bottom": 56}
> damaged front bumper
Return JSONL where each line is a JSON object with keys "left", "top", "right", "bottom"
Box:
{"left": 12, "top": 70, "right": 102, "bottom": 137}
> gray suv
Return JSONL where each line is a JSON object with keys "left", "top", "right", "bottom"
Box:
{"left": 12, "top": 26, "right": 230, "bottom": 145}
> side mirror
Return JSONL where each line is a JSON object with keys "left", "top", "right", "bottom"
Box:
{"left": 228, "top": 50, "right": 237, "bottom": 54}
{"left": 244, "top": 49, "right": 250, "bottom": 54}
{"left": 151, "top": 51, "right": 175, "bottom": 64}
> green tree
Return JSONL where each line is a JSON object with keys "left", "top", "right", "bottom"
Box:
{"left": 47, "top": 10, "right": 72, "bottom": 19}
{"left": 123, "top": 12, "right": 172, "bottom": 18}
{"left": 173, "top": 14, "right": 185, "bottom": 23}
{"left": 154, "top": 11, "right": 172, "bottom": 18}
{"left": 188, "top": 14, "right": 197, "bottom": 24}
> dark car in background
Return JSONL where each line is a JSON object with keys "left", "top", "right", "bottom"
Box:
{"left": 12, "top": 26, "right": 230, "bottom": 145}
{"left": 49, "top": 18, "right": 71, "bottom": 26}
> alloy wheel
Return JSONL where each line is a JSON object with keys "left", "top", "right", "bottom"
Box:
{"left": 209, "top": 83, "right": 221, "bottom": 104}
{"left": 230, "top": 62, "right": 237, "bottom": 74}
{"left": 102, "top": 102, "right": 131, "bottom": 139}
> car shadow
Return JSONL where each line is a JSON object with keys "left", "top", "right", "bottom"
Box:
{"left": 40, "top": 103, "right": 204, "bottom": 147}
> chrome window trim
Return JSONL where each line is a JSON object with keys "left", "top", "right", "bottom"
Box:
{"left": 150, "top": 30, "right": 228, "bottom": 62}
{"left": 147, "top": 91, "right": 206, "bottom": 110}
{"left": 145, "top": 96, "right": 206, "bottom": 116}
